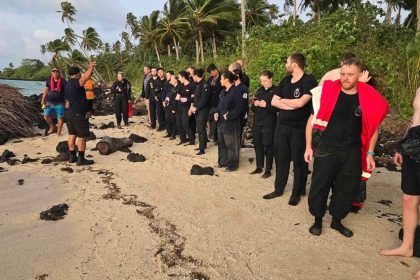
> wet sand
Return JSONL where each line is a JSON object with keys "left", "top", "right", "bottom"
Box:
{"left": 0, "top": 115, "right": 415, "bottom": 280}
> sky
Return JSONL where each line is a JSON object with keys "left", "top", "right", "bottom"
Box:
{"left": 0, "top": 0, "right": 403, "bottom": 70}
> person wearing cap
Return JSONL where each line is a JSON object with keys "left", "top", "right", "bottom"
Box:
{"left": 111, "top": 72, "right": 132, "bottom": 129}
{"left": 64, "top": 62, "right": 96, "bottom": 166}
{"left": 41, "top": 68, "right": 67, "bottom": 136}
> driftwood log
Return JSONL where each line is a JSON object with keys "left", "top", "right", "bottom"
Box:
{"left": 96, "top": 136, "right": 133, "bottom": 155}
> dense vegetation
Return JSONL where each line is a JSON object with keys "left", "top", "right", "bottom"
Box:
{"left": 1, "top": 0, "right": 419, "bottom": 116}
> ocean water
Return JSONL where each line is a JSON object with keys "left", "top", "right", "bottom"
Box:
{"left": 0, "top": 79, "right": 45, "bottom": 96}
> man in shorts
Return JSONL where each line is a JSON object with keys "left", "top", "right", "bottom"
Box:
{"left": 64, "top": 62, "right": 96, "bottom": 166}
{"left": 41, "top": 68, "right": 67, "bottom": 135}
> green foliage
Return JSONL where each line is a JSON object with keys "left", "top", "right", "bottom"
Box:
{"left": 246, "top": 4, "right": 418, "bottom": 114}
{"left": 0, "top": 59, "right": 49, "bottom": 81}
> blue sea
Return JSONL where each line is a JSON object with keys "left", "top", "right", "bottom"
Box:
{"left": 0, "top": 79, "right": 45, "bottom": 96}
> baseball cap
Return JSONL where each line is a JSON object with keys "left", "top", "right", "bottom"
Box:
{"left": 51, "top": 68, "right": 60, "bottom": 72}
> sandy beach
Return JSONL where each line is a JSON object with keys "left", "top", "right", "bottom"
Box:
{"left": 0, "top": 114, "right": 415, "bottom": 280}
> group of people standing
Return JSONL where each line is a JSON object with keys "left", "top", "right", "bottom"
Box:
{"left": 42, "top": 52, "right": 420, "bottom": 277}
{"left": 139, "top": 62, "right": 249, "bottom": 164}
{"left": 136, "top": 53, "right": 392, "bottom": 238}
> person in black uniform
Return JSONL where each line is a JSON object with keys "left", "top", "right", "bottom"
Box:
{"left": 177, "top": 71, "right": 195, "bottom": 145}
{"left": 111, "top": 72, "right": 132, "bottom": 129}
{"left": 215, "top": 71, "right": 243, "bottom": 172}
{"left": 250, "top": 70, "right": 278, "bottom": 178}
{"left": 145, "top": 67, "right": 158, "bottom": 129}
{"left": 263, "top": 53, "right": 317, "bottom": 206}
{"left": 164, "top": 72, "right": 179, "bottom": 140}
{"left": 207, "top": 64, "right": 222, "bottom": 142}
{"left": 235, "top": 59, "right": 250, "bottom": 88}
{"left": 191, "top": 68, "right": 210, "bottom": 155}
{"left": 163, "top": 71, "right": 174, "bottom": 138}
{"left": 229, "top": 63, "right": 249, "bottom": 146}
{"left": 64, "top": 62, "right": 96, "bottom": 166}
{"left": 154, "top": 68, "right": 166, "bottom": 131}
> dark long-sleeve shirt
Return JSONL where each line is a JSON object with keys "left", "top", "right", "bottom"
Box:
{"left": 217, "top": 85, "right": 243, "bottom": 122}
{"left": 111, "top": 79, "right": 132, "bottom": 100}
{"left": 178, "top": 82, "right": 196, "bottom": 107}
{"left": 207, "top": 75, "right": 222, "bottom": 108}
{"left": 154, "top": 77, "right": 166, "bottom": 101}
{"left": 251, "top": 85, "right": 278, "bottom": 126}
{"left": 145, "top": 76, "right": 158, "bottom": 99}
{"left": 194, "top": 79, "right": 210, "bottom": 111}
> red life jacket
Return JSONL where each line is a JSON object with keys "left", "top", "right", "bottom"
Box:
{"left": 50, "top": 76, "right": 62, "bottom": 92}
{"left": 313, "top": 80, "right": 389, "bottom": 181}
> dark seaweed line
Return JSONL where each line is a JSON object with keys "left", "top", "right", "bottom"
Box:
{"left": 88, "top": 167, "right": 209, "bottom": 280}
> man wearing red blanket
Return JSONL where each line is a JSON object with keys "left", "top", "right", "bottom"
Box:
{"left": 304, "top": 58, "right": 389, "bottom": 237}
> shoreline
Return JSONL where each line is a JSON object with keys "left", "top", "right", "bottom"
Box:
{"left": 0, "top": 114, "right": 414, "bottom": 279}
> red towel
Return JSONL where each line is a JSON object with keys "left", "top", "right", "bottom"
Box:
{"left": 128, "top": 102, "right": 133, "bottom": 118}
{"left": 313, "top": 80, "right": 389, "bottom": 181}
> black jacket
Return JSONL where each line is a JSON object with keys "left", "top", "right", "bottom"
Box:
{"left": 194, "top": 79, "right": 210, "bottom": 112}
{"left": 251, "top": 85, "right": 278, "bottom": 126}
{"left": 217, "top": 85, "right": 243, "bottom": 122}
{"left": 145, "top": 77, "right": 158, "bottom": 99}
{"left": 207, "top": 75, "right": 222, "bottom": 108}
{"left": 111, "top": 79, "right": 132, "bottom": 100}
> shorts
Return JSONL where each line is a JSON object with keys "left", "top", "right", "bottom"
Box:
{"left": 64, "top": 111, "right": 90, "bottom": 138}
{"left": 401, "top": 155, "right": 420, "bottom": 195}
{"left": 44, "top": 103, "right": 65, "bottom": 118}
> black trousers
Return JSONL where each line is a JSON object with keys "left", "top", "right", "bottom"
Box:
{"left": 252, "top": 122, "right": 275, "bottom": 171}
{"left": 156, "top": 99, "right": 165, "bottom": 129}
{"left": 308, "top": 146, "right": 361, "bottom": 220}
{"left": 208, "top": 108, "right": 218, "bottom": 142}
{"left": 179, "top": 104, "right": 195, "bottom": 143}
{"left": 196, "top": 108, "right": 209, "bottom": 151}
{"left": 149, "top": 97, "right": 157, "bottom": 128}
{"left": 218, "top": 120, "right": 241, "bottom": 170}
{"left": 165, "top": 107, "right": 177, "bottom": 137}
{"left": 114, "top": 94, "right": 128, "bottom": 125}
{"left": 273, "top": 124, "right": 307, "bottom": 196}
{"left": 176, "top": 105, "right": 186, "bottom": 141}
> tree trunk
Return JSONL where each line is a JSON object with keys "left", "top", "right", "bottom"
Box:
{"left": 417, "top": 0, "right": 420, "bottom": 34}
{"left": 385, "top": 1, "right": 392, "bottom": 25}
{"left": 195, "top": 39, "right": 199, "bottom": 65}
{"left": 199, "top": 29, "right": 204, "bottom": 63}
{"left": 241, "top": 0, "right": 246, "bottom": 59}
{"left": 173, "top": 36, "right": 179, "bottom": 61}
{"left": 154, "top": 42, "right": 161, "bottom": 66}
{"left": 395, "top": 5, "right": 402, "bottom": 25}
{"left": 167, "top": 44, "right": 171, "bottom": 56}
{"left": 293, "top": 0, "right": 296, "bottom": 27}
{"left": 211, "top": 30, "right": 217, "bottom": 59}
{"left": 317, "top": 2, "right": 321, "bottom": 24}
{"left": 96, "top": 136, "right": 133, "bottom": 155}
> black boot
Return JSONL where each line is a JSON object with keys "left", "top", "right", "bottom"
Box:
{"left": 69, "top": 151, "right": 77, "bottom": 163}
{"left": 331, "top": 218, "right": 353, "bottom": 238}
{"left": 309, "top": 218, "right": 323, "bottom": 236}
{"left": 76, "top": 151, "right": 94, "bottom": 166}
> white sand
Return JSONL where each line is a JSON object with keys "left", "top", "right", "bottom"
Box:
{"left": 0, "top": 115, "right": 415, "bottom": 280}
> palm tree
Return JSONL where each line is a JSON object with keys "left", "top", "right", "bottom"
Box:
{"left": 120, "top": 31, "right": 132, "bottom": 52}
{"left": 81, "top": 27, "right": 102, "bottom": 53}
{"left": 417, "top": 0, "right": 420, "bottom": 33}
{"left": 58, "top": 1, "right": 76, "bottom": 27}
{"left": 157, "top": 0, "right": 188, "bottom": 61}
{"left": 62, "top": 28, "right": 77, "bottom": 47}
{"left": 46, "top": 39, "right": 70, "bottom": 71}
{"left": 245, "top": 0, "right": 278, "bottom": 30}
{"left": 185, "top": 0, "right": 239, "bottom": 63}
{"left": 137, "top": 11, "right": 162, "bottom": 64}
